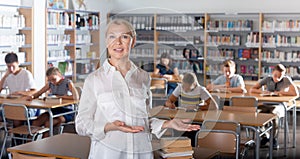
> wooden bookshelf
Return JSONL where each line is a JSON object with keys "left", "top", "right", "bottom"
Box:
{"left": 108, "top": 12, "right": 300, "bottom": 85}
{"left": 46, "top": 8, "right": 100, "bottom": 83}
{"left": 0, "top": 5, "right": 33, "bottom": 76}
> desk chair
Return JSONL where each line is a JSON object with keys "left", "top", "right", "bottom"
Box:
{"left": 196, "top": 129, "right": 239, "bottom": 159}
{"left": 229, "top": 96, "right": 258, "bottom": 111}
{"left": 59, "top": 86, "right": 82, "bottom": 134}
{"left": 0, "top": 103, "right": 49, "bottom": 159}
{"left": 150, "top": 78, "right": 168, "bottom": 106}
{"left": 10, "top": 152, "right": 55, "bottom": 159}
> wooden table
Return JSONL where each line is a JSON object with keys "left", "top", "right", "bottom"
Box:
{"left": 153, "top": 109, "right": 276, "bottom": 159}
{"left": 211, "top": 92, "right": 298, "bottom": 155}
{"left": 0, "top": 97, "right": 78, "bottom": 136}
{"left": 150, "top": 73, "right": 182, "bottom": 83}
{"left": 7, "top": 133, "right": 90, "bottom": 159}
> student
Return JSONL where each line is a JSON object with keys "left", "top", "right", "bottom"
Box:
{"left": 153, "top": 52, "right": 179, "bottom": 95}
{"left": 165, "top": 72, "right": 218, "bottom": 111}
{"left": 27, "top": 67, "right": 79, "bottom": 136}
{"left": 75, "top": 19, "right": 200, "bottom": 159}
{"left": 206, "top": 59, "right": 246, "bottom": 93}
{"left": 250, "top": 64, "right": 299, "bottom": 148}
{"left": 0, "top": 52, "right": 37, "bottom": 125}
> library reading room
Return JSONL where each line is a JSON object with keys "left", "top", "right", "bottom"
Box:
{"left": 1, "top": 0, "right": 300, "bottom": 159}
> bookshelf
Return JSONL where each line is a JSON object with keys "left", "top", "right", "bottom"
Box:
{"left": 108, "top": 12, "right": 300, "bottom": 85}
{"left": 261, "top": 13, "right": 300, "bottom": 80}
{"left": 0, "top": 5, "right": 33, "bottom": 77}
{"left": 204, "top": 13, "right": 260, "bottom": 85}
{"left": 109, "top": 13, "right": 205, "bottom": 81}
{"left": 46, "top": 8, "right": 100, "bottom": 83}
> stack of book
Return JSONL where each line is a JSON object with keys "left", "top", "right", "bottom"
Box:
{"left": 157, "top": 137, "right": 193, "bottom": 159}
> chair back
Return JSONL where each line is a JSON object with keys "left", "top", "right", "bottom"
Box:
{"left": 229, "top": 96, "right": 258, "bottom": 111}
{"left": 202, "top": 120, "right": 241, "bottom": 133}
{"left": 150, "top": 78, "right": 168, "bottom": 98}
{"left": 223, "top": 106, "right": 256, "bottom": 112}
{"left": 196, "top": 129, "right": 239, "bottom": 158}
{"left": 2, "top": 103, "right": 28, "bottom": 121}
{"left": 11, "top": 152, "right": 56, "bottom": 159}
{"left": 75, "top": 86, "right": 82, "bottom": 99}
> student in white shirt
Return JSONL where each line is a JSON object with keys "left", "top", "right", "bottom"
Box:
{"left": 75, "top": 19, "right": 200, "bottom": 159}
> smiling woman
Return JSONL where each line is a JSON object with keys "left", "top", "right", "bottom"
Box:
{"left": 75, "top": 19, "right": 200, "bottom": 159}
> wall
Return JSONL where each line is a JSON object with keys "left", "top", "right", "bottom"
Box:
{"left": 111, "top": 0, "right": 300, "bottom": 13}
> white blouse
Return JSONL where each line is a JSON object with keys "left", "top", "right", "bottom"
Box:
{"left": 76, "top": 59, "right": 166, "bottom": 159}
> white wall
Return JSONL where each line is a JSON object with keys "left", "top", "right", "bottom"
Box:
{"left": 111, "top": 0, "right": 300, "bottom": 13}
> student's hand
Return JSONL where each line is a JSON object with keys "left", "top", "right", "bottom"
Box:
{"left": 165, "top": 100, "right": 176, "bottom": 109}
{"left": 104, "top": 120, "right": 144, "bottom": 133}
{"left": 26, "top": 95, "right": 34, "bottom": 101}
{"left": 162, "top": 118, "right": 200, "bottom": 131}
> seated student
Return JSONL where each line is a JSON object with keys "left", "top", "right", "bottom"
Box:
{"left": 0, "top": 52, "right": 37, "bottom": 126}
{"left": 27, "top": 67, "right": 79, "bottom": 137}
{"left": 206, "top": 59, "right": 246, "bottom": 93}
{"left": 250, "top": 64, "right": 299, "bottom": 148}
{"left": 153, "top": 52, "right": 179, "bottom": 96}
{"left": 165, "top": 72, "right": 218, "bottom": 110}
{"left": 164, "top": 72, "right": 217, "bottom": 147}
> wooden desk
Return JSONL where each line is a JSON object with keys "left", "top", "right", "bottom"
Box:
{"left": 7, "top": 133, "right": 90, "bottom": 159}
{"left": 153, "top": 109, "right": 276, "bottom": 159}
{"left": 150, "top": 73, "right": 182, "bottom": 83}
{"left": 211, "top": 92, "right": 298, "bottom": 155}
{"left": 0, "top": 97, "right": 78, "bottom": 136}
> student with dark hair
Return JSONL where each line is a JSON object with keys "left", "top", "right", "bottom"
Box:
{"left": 250, "top": 64, "right": 299, "bottom": 148}
{"left": 154, "top": 52, "right": 179, "bottom": 95}
{"left": 206, "top": 59, "right": 246, "bottom": 93}
{"left": 0, "top": 52, "right": 37, "bottom": 125}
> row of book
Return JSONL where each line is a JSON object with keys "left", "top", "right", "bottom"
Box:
{"left": 0, "top": 12, "right": 25, "bottom": 28}
{"left": 157, "top": 137, "right": 193, "bottom": 159}
{"left": 47, "top": 12, "right": 99, "bottom": 29}
{"left": 262, "top": 19, "right": 300, "bottom": 32}
{"left": 207, "top": 19, "right": 253, "bottom": 31}
{"left": 156, "top": 15, "right": 205, "bottom": 31}
{"left": 262, "top": 66, "right": 300, "bottom": 77}
{"left": 130, "top": 48, "right": 202, "bottom": 59}
{"left": 262, "top": 50, "right": 300, "bottom": 62}
{"left": 0, "top": 34, "right": 25, "bottom": 47}
{"left": 48, "top": 50, "right": 70, "bottom": 61}
{"left": 207, "top": 34, "right": 241, "bottom": 46}
{"left": 113, "top": 16, "right": 154, "bottom": 30}
{"left": 262, "top": 35, "right": 300, "bottom": 47}
{"left": 47, "top": 33, "right": 91, "bottom": 45}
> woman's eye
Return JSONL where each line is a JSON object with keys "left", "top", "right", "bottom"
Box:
{"left": 121, "top": 34, "right": 131, "bottom": 39}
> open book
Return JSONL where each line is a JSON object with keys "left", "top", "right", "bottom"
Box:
{"left": 260, "top": 92, "right": 280, "bottom": 97}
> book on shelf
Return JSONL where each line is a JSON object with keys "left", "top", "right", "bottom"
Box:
{"left": 160, "top": 137, "right": 191, "bottom": 148}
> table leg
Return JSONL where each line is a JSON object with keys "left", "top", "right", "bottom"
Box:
{"left": 48, "top": 108, "right": 54, "bottom": 136}
{"left": 293, "top": 103, "right": 296, "bottom": 148}
{"left": 269, "top": 122, "right": 273, "bottom": 159}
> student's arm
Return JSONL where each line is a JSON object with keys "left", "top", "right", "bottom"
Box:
{"left": 27, "top": 84, "right": 50, "bottom": 100}
{"left": 13, "top": 89, "right": 37, "bottom": 96}
{"left": 250, "top": 82, "right": 262, "bottom": 94}
{"left": 164, "top": 94, "right": 178, "bottom": 109}
{"left": 226, "top": 86, "right": 246, "bottom": 93}
{"left": 276, "top": 83, "right": 299, "bottom": 96}
{"left": 0, "top": 70, "right": 10, "bottom": 93}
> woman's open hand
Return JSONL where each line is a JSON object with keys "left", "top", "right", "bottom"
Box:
{"left": 162, "top": 118, "right": 200, "bottom": 131}
{"left": 105, "top": 120, "right": 144, "bottom": 133}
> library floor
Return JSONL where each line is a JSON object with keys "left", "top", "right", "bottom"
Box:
{"left": 1, "top": 114, "right": 300, "bottom": 159}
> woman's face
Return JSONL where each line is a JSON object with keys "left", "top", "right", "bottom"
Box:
{"left": 106, "top": 23, "right": 135, "bottom": 60}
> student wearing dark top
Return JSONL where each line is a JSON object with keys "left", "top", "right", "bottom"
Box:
{"left": 250, "top": 64, "right": 299, "bottom": 148}
{"left": 153, "top": 52, "right": 179, "bottom": 95}
{"left": 27, "top": 67, "right": 79, "bottom": 136}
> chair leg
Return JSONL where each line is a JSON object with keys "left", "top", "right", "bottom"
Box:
{"left": 0, "top": 132, "right": 8, "bottom": 159}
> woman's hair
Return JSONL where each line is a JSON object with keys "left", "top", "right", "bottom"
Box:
{"left": 105, "top": 18, "right": 136, "bottom": 38}
{"left": 274, "top": 64, "right": 286, "bottom": 73}
{"left": 160, "top": 52, "right": 173, "bottom": 66}
{"left": 182, "top": 48, "right": 190, "bottom": 58}
{"left": 182, "top": 72, "right": 199, "bottom": 85}
{"left": 46, "top": 67, "right": 61, "bottom": 76}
